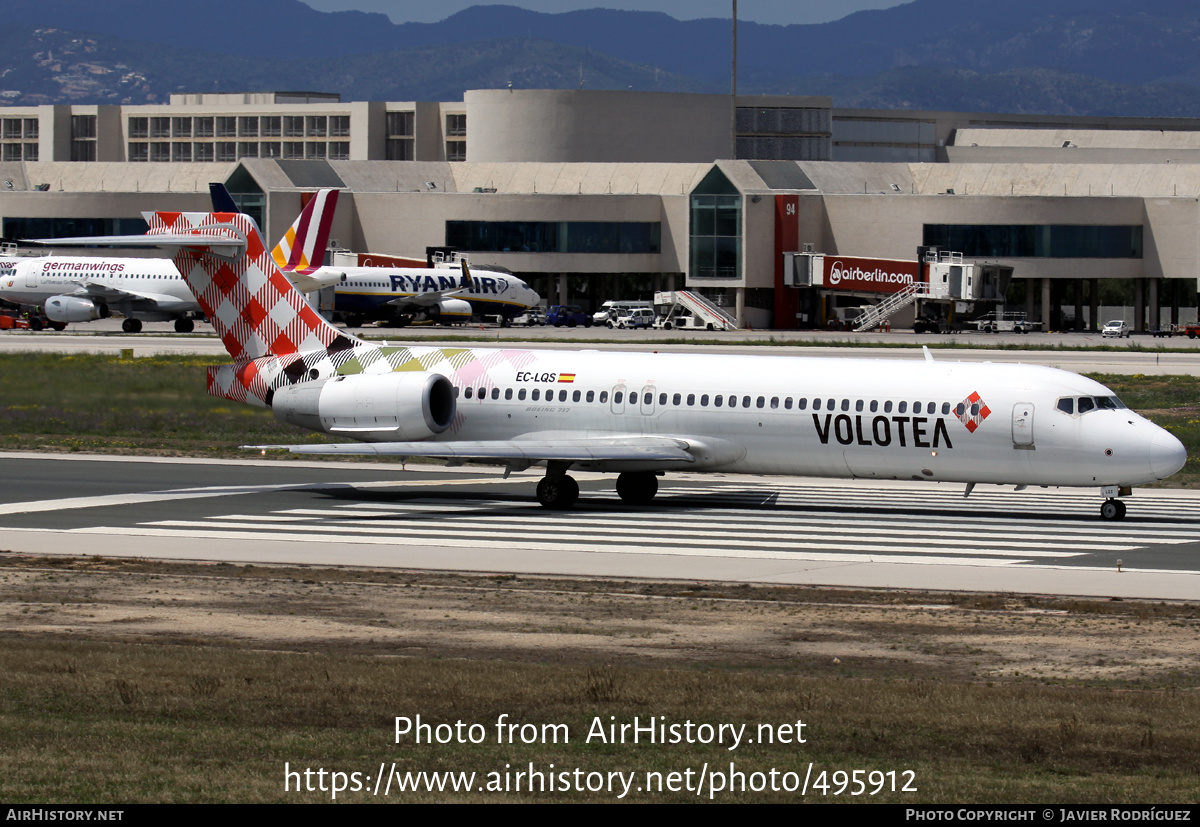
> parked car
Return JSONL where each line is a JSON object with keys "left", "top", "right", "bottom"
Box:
{"left": 1101, "top": 320, "right": 1129, "bottom": 338}
{"left": 615, "top": 307, "right": 657, "bottom": 329}
{"left": 546, "top": 305, "right": 592, "bottom": 327}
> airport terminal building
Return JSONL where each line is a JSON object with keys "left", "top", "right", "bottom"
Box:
{"left": 1, "top": 89, "right": 1198, "bottom": 330}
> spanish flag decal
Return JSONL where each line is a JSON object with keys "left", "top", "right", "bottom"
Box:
{"left": 558, "top": 373, "right": 576, "bottom": 383}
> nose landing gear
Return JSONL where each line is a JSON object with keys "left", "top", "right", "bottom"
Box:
{"left": 1100, "top": 499, "right": 1127, "bottom": 521}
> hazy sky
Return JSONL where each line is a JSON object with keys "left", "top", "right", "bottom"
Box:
{"left": 299, "top": 1, "right": 909, "bottom": 26}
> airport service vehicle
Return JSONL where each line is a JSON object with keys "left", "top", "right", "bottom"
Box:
{"left": 546, "top": 305, "right": 591, "bottom": 327}
{"left": 1182, "top": 323, "right": 1200, "bottom": 339}
{"left": 92, "top": 192, "right": 1187, "bottom": 521}
{"left": 965, "top": 311, "right": 1039, "bottom": 334}
{"left": 594, "top": 300, "right": 653, "bottom": 327}
{"left": 614, "top": 308, "right": 656, "bottom": 329}
{"left": 514, "top": 309, "right": 545, "bottom": 326}
{"left": 1102, "top": 320, "right": 1130, "bottom": 339}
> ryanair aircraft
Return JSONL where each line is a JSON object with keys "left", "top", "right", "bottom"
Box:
{"left": 65, "top": 191, "right": 1188, "bottom": 520}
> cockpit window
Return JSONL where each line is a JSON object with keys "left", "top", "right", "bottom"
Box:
{"left": 1077, "top": 397, "right": 1096, "bottom": 414}
{"left": 1057, "top": 397, "right": 1074, "bottom": 415}
{"left": 1095, "top": 396, "right": 1125, "bottom": 410}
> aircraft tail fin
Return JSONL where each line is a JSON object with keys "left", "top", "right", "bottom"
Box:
{"left": 208, "top": 183, "right": 239, "bottom": 214}
{"left": 146, "top": 195, "right": 356, "bottom": 367}
{"left": 271, "top": 189, "right": 339, "bottom": 275}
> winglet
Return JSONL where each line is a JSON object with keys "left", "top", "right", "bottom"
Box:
{"left": 923, "top": 345, "right": 934, "bottom": 362}
{"left": 459, "top": 259, "right": 472, "bottom": 289}
{"left": 271, "top": 189, "right": 340, "bottom": 275}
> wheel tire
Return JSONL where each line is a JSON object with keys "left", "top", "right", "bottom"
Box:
{"left": 616, "top": 472, "right": 658, "bottom": 505}
{"left": 29, "top": 316, "right": 44, "bottom": 331}
{"left": 536, "top": 475, "right": 579, "bottom": 509}
{"left": 663, "top": 321, "right": 673, "bottom": 330}
{"left": 50, "top": 322, "right": 67, "bottom": 331}
{"left": 567, "top": 319, "right": 577, "bottom": 328}
{"left": 174, "top": 317, "right": 194, "bottom": 334}
{"left": 606, "top": 320, "right": 614, "bottom": 329}
{"left": 706, "top": 323, "right": 714, "bottom": 331}
{"left": 122, "top": 318, "right": 142, "bottom": 333}
{"left": 1100, "top": 500, "right": 1126, "bottom": 521}
{"left": 584, "top": 318, "right": 592, "bottom": 327}
{"left": 1189, "top": 330, "right": 1196, "bottom": 339}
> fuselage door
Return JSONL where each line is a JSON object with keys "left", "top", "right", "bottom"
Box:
{"left": 640, "top": 385, "right": 656, "bottom": 416}
{"left": 1012, "top": 402, "right": 1034, "bottom": 447}
{"left": 610, "top": 383, "right": 626, "bottom": 415}
{"left": 25, "top": 264, "right": 37, "bottom": 289}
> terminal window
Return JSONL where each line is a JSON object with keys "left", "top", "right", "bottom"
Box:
{"left": 446, "top": 221, "right": 661, "bottom": 254}
{"left": 923, "top": 224, "right": 1143, "bottom": 258}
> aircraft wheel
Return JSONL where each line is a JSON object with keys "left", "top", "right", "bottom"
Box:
{"left": 122, "top": 318, "right": 143, "bottom": 333}
{"left": 537, "top": 475, "right": 579, "bottom": 509}
{"left": 29, "top": 316, "right": 44, "bottom": 331}
{"left": 50, "top": 322, "right": 67, "bottom": 331}
{"left": 174, "top": 317, "right": 194, "bottom": 333}
{"left": 1100, "top": 499, "right": 1127, "bottom": 521}
{"left": 616, "top": 472, "right": 658, "bottom": 505}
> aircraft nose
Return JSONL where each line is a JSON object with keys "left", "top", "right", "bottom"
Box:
{"left": 1150, "top": 430, "right": 1187, "bottom": 480}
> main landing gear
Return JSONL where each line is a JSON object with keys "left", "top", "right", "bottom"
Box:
{"left": 1100, "top": 499, "right": 1127, "bottom": 521}
{"left": 535, "top": 468, "right": 662, "bottom": 509}
{"left": 174, "top": 317, "right": 195, "bottom": 333}
{"left": 122, "top": 318, "right": 143, "bottom": 333}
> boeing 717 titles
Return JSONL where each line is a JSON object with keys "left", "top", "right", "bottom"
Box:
{"left": 78, "top": 190, "right": 1187, "bottom": 520}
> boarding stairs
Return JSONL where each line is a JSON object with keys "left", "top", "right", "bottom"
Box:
{"left": 659, "top": 290, "right": 739, "bottom": 330}
{"left": 852, "top": 282, "right": 931, "bottom": 332}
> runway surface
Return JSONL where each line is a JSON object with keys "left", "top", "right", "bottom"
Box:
{"left": 1, "top": 453, "right": 1197, "bottom": 600}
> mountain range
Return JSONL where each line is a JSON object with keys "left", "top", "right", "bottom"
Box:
{"left": 4, "top": 0, "right": 1200, "bottom": 116}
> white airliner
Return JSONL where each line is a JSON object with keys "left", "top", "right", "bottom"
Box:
{"left": 4, "top": 187, "right": 342, "bottom": 333}
{"left": 81, "top": 191, "right": 1187, "bottom": 520}
{"left": 333, "top": 258, "right": 542, "bottom": 327}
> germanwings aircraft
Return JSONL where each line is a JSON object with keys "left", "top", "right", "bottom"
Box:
{"left": 6, "top": 187, "right": 341, "bottom": 332}
{"left": 103, "top": 194, "right": 1185, "bottom": 520}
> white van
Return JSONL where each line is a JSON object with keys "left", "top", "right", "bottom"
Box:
{"left": 594, "top": 300, "right": 652, "bottom": 327}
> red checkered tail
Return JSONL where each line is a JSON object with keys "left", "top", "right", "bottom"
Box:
{"left": 145, "top": 208, "right": 357, "bottom": 363}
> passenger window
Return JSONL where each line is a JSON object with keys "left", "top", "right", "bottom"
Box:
{"left": 841, "top": 399, "right": 850, "bottom": 412}
{"left": 813, "top": 398, "right": 821, "bottom": 411}
{"left": 464, "top": 387, "right": 473, "bottom": 399}
{"left": 532, "top": 389, "right": 540, "bottom": 401}
{"left": 701, "top": 394, "right": 709, "bottom": 406}
{"left": 518, "top": 388, "right": 527, "bottom": 400}
{"left": 454, "top": 386, "right": 460, "bottom": 398}
{"left": 870, "top": 400, "right": 878, "bottom": 413}
{"left": 714, "top": 395, "right": 723, "bottom": 407}
{"left": 743, "top": 396, "right": 752, "bottom": 408}
{"left": 898, "top": 401, "right": 907, "bottom": 414}
{"left": 1078, "top": 397, "right": 1095, "bottom": 414}
{"left": 784, "top": 398, "right": 792, "bottom": 410}
{"left": 884, "top": 401, "right": 892, "bottom": 413}
{"left": 504, "top": 388, "right": 513, "bottom": 400}
{"left": 673, "top": 393, "right": 681, "bottom": 405}
{"left": 492, "top": 388, "right": 500, "bottom": 400}
{"left": 559, "top": 389, "right": 568, "bottom": 402}
{"left": 629, "top": 392, "right": 638, "bottom": 405}
{"left": 855, "top": 400, "right": 863, "bottom": 412}
{"left": 955, "top": 403, "right": 965, "bottom": 416}
{"left": 756, "top": 396, "right": 765, "bottom": 409}
{"left": 826, "top": 398, "right": 835, "bottom": 410}
{"left": 687, "top": 394, "right": 696, "bottom": 406}
{"left": 1057, "top": 398, "right": 1074, "bottom": 415}
{"left": 572, "top": 390, "right": 581, "bottom": 402}
{"left": 798, "top": 398, "right": 807, "bottom": 410}
{"left": 586, "top": 390, "right": 595, "bottom": 403}
{"left": 659, "top": 393, "right": 667, "bottom": 405}
{"left": 941, "top": 402, "right": 950, "bottom": 415}
{"left": 478, "top": 387, "right": 486, "bottom": 399}
{"left": 600, "top": 391, "right": 608, "bottom": 403}
{"left": 615, "top": 392, "right": 624, "bottom": 404}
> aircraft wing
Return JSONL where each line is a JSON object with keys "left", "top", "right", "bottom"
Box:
{"left": 289, "top": 270, "right": 347, "bottom": 294}
{"left": 387, "top": 286, "right": 469, "bottom": 308}
{"left": 249, "top": 435, "right": 698, "bottom": 464}
{"left": 68, "top": 281, "right": 182, "bottom": 305}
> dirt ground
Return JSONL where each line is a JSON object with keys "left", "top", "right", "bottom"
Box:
{"left": 2, "top": 555, "right": 1198, "bottom": 687}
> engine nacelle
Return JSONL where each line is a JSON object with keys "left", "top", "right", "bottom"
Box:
{"left": 44, "top": 295, "right": 107, "bottom": 323}
{"left": 434, "top": 298, "right": 472, "bottom": 319}
{"left": 272, "top": 371, "right": 456, "bottom": 441}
